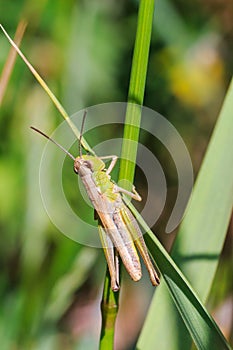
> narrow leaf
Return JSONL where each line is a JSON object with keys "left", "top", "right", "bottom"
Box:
{"left": 137, "top": 78, "right": 233, "bottom": 349}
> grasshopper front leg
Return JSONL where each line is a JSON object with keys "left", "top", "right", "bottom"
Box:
{"left": 99, "top": 155, "right": 118, "bottom": 175}
{"left": 100, "top": 155, "right": 142, "bottom": 201}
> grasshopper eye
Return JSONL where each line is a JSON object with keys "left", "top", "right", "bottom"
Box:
{"left": 74, "top": 159, "right": 80, "bottom": 173}
{"left": 74, "top": 166, "right": 79, "bottom": 174}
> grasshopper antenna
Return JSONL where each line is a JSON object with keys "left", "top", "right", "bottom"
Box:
{"left": 30, "top": 126, "right": 76, "bottom": 161}
{"left": 79, "top": 110, "right": 87, "bottom": 158}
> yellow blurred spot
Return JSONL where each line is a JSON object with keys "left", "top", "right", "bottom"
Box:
{"left": 168, "top": 36, "right": 224, "bottom": 108}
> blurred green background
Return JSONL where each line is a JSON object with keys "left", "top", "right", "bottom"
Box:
{"left": 0, "top": 0, "right": 232, "bottom": 349}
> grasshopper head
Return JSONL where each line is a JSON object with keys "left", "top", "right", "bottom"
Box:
{"left": 74, "top": 155, "right": 104, "bottom": 174}
{"left": 74, "top": 156, "right": 91, "bottom": 174}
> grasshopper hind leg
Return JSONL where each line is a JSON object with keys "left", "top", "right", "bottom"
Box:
{"left": 120, "top": 207, "right": 160, "bottom": 286}
{"left": 98, "top": 225, "right": 120, "bottom": 292}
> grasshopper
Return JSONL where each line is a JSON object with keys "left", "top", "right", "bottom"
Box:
{"left": 0, "top": 24, "right": 159, "bottom": 291}
{"left": 31, "top": 113, "right": 160, "bottom": 291}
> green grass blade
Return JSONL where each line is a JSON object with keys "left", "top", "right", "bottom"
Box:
{"left": 137, "top": 78, "right": 233, "bottom": 349}
{"left": 119, "top": 0, "right": 155, "bottom": 187}
{"left": 144, "top": 234, "right": 231, "bottom": 350}
{"left": 0, "top": 21, "right": 26, "bottom": 105}
{"left": 100, "top": 1, "right": 155, "bottom": 347}
{"left": 100, "top": 269, "right": 119, "bottom": 350}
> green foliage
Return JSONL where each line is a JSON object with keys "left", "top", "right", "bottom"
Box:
{"left": 0, "top": 0, "right": 232, "bottom": 349}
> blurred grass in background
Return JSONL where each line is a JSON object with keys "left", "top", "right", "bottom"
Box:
{"left": 0, "top": 0, "right": 232, "bottom": 349}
